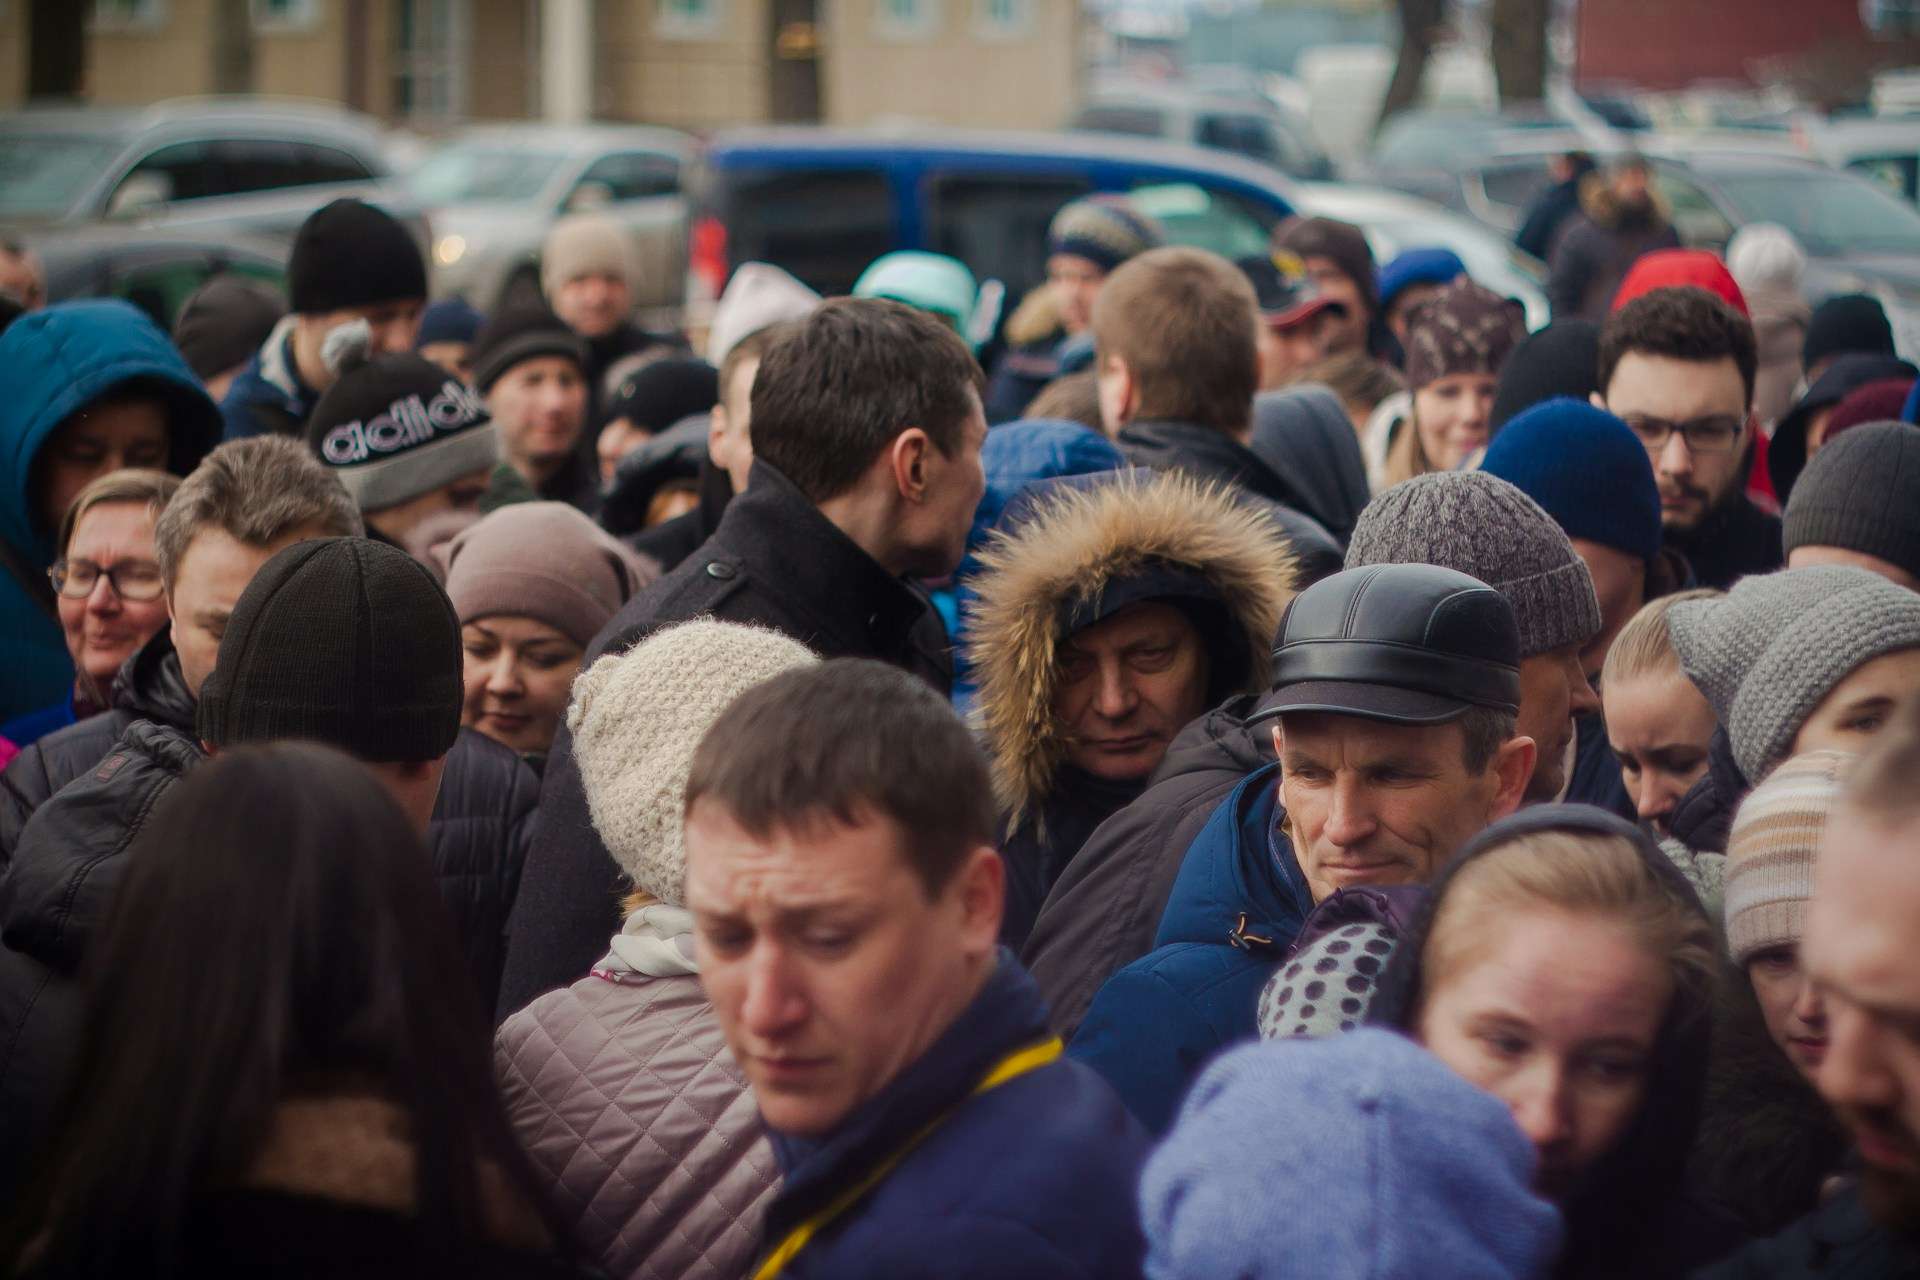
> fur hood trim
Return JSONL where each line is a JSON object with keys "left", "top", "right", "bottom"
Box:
{"left": 246, "top": 1095, "right": 551, "bottom": 1252}
{"left": 965, "top": 471, "right": 1296, "bottom": 828}
{"left": 1578, "top": 171, "right": 1672, "bottom": 231}
{"left": 1004, "top": 284, "right": 1064, "bottom": 348}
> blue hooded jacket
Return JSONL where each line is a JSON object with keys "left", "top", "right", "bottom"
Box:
{"left": 1069, "top": 762, "right": 1314, "bottom": 1134}
{"left": 0, "top": 301, "right": 219, "bottom": 721}
{"left": 934, "top": 420, "right": 1124, "bottom": 706}
{"left": 759, "top": 951, "right": 1150, "bottom": 1279}
{"left": 218, "top": 315, "right": 316, "bottom": 440}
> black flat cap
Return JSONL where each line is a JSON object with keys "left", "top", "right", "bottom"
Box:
{"left": 1250, "top": 563, "right": 1521, "bottom": 725}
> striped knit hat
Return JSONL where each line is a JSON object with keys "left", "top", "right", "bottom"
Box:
{"left": 1047, "top": 195, "right": 1164, "bottom": 274}
{"left": 1724, "top": 749, "right": 1855, "bottom": 965}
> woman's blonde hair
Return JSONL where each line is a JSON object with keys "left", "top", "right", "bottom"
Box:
{"left": 1381, "top": 400, "right": 1434, "bottom": 489}
{"left": 55, "top": 468, "right": 179, "bottom": 559}
{"left": 1600, "top": 587, "right": 1723, "bottom": 689}
{"left": 1419, "top": 829, "right": 1718, "bottom": 1017}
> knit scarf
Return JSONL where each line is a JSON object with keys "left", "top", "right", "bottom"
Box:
{"left": 602, "top": 903, "right": 699, "bottom": 978}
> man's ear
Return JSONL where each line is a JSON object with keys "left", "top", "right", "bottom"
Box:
{"left": 1588, "top": 390, "right": 1608, "bottom": 412}
{"left": 706, "top": 401, "right": 731, "bottom": 465}
{"left": 1490, "top": 735, "right": 1537, "bottom": 820}
{"left": 953, "top": 844, "right": 1006, "bottom": 958}
{"left": 888, "top": 427, "right": 933, "bottom": 503}
{"left": 1099, "top": 351, "right": 1136, "bottom": 435}
{"left": 1269, "top": 722, "right": 1286, "bottom": 762}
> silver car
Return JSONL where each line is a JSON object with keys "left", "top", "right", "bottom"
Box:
{"left": 409, "top": 124, "right": 692, "bottom": 317}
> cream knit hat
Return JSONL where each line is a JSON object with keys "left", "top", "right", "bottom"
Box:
{"left": 1723, "top": 749, "right": 1855, "bottom": 965}
{"left": 568, "top": 620, "right": 817, "bottom": 906}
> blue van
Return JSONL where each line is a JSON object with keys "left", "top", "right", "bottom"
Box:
{"left": 688, "top": 126, "right": 1301, "bottom": 305}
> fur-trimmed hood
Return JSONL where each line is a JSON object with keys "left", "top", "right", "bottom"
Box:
{"left": 965, "top": 470, "right": 1296, "bottom": 828}
{"left": 1577, "top": 171, "right": 1672, "bottom": 233}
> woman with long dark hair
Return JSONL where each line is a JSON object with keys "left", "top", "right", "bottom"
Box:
{"left": 3, "top": 742, "right": 585, "bottom": 1278}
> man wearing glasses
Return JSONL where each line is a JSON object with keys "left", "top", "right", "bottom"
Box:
{"left": 1595, "top": 286, "right": 1783, "bottom": 590}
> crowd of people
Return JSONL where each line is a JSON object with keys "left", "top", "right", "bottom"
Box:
{"left": 0, "top": 178, "right": 1918, "bottom": 1279}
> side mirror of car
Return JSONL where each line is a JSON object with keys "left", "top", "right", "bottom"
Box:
{"left": 565, "top": 181, "right": 614, "bottom": 213}
{"left": 107, "top": 171, "right": 174, "bottom": 219}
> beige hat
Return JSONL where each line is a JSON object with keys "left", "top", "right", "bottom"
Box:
{"left": 541, "top": 212, "right": 637, "bottom": 297}
{"left": 1724, "top": 749, "right": 1856, "bottom": 965}
{"left": 568, "top": 620, "right": 817, "bottom": 906}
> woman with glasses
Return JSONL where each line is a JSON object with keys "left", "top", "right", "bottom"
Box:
{"left": 0, "top": 471, "right": 179, "bottom": 750}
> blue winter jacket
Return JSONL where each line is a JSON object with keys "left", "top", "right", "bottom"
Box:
{"left": 759, "top": 951, "right": 1149, "bottom": 1279}
{"left": 0, "top": 301, "right": 219, "bottom": 721}
{"left": 1069, "top": 762, "right": 1314, "bottom": 1134}
{"left": 218, "top": 315, "right": 318, "bottom": 440}
{"left": 934, "top": 420, "right": 1124, "bottom": 705}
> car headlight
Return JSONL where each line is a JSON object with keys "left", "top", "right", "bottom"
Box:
{"left": 434, "top": 233, "right": 467, "bottom": 267}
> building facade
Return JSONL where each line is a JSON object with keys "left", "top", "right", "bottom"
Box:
{"left": 0, "top": 0, "right": 1081, "bottom": 132}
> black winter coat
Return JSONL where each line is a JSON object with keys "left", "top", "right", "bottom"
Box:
{"left": 1694, "top": 1184, "right": 1920, "bottom": 1278}
{"left": 0, "top": 636, "right": 537, "bottom": 1007}
{"left": 494, "top": 461, "right": 954, "bottom": 1020}
{"left": 0, "top": 719, "right": 202, "bottom": 1195}
{"left": 1022, "top": 693, "right": 1273, "bottom": 1039}
{"left": 1116, "top": 419, "right": 1344, "bottom": 585}
{"left": 999, "top": 768, "right": 1143, "bottom": 951}
{"left": 1369, "top": 806, "right": 1746, "bottom": 1280}
{"left": 1666, "top": 491, "right": 1785, "bottom": 592}
{"left": 1671, "top": 727, "right": 1750, "bottom": 856}
{"left": 1545, "top": 179, "right": 1682, "bottom": 320}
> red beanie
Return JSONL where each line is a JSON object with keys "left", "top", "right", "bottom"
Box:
{"left": 1612, "top": 250, "right": 1749, "bottom": 317}
{"left": 1824, "top": 377, "right": 1916, "bottom": 445}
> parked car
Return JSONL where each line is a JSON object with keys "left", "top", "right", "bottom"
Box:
{"left": 1804, "top": 115, "right": 1920, "bottom": 204}
{"left": 1289, "top": 183, "right": 1549, "bottom": 329}
{"left": 36, "top": 226, "right": 287, "bottom": 331}
{"left": 406, "top": 123, "right": 693, "bottom": 315}
{"left": 1069, "top": 80, "right": 1336, "bottom": 180}
{"left": 1363, "top": 109, "right": 1592, "bottom": 220}
{"left": 0, "top": 98, "right": 424, "bottom": 248}
{"left": 688, "top": 126, "right": 1301, "bottom": 311}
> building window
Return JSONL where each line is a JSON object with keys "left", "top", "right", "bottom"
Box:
{"left": 656, "top": 0, "right": 723, "bottom": 39}
{"left": 875, "top": 0, "right": 941, "bottom": 42}
{"left": 972, "top": 0, "right": 1030, "bottom": 40}
{"left": 91, "top": 0, "right": 167, "bottom": 30}
{"left": 252, "top": 0, "right": 319, "bottom": 30}
{"left": 395, "top": 0, "right": 470, "bottom": 122}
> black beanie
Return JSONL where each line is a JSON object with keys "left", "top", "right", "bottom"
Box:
{"left": 470, "top": 304, "right": 588, "bottom": 394}
{"left": 288, "top": 198, "right": 427, "bottom": 315}
{"left": 601, "top": 356, "right": 720, "bottom": 433}
{"left": 1803, "top": 293, "right": 1895, "bottom": 372}
{"left": 306, "top": 352, "right": 498, "bottom": 515}
{"left": 1489, "top": 319, "right": 1600, "bottom": 434}
{"left": 1783, "top": 421, "right": 1920, "bottom": 583}
{"left": 172, "top": 274, "right": 287, "bottom": 378}
{"left": 196, "top": 537, "right": 462, "bottom": 762}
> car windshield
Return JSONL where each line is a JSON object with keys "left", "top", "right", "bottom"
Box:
{"left": 408, "top": 144, "right": 566, "bottom": 204}
{"left": 1709, "top": 169, "right": 1920, "bottom": 256}
{"left": 0, "top": 132, "right": 122, "bottom": 218}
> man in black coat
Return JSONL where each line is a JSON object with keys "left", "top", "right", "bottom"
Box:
{"left": 0, "top": 537, "right": 482, "bottom": 1195}
{"left": 1546, "top": 154, "right": 1681, "bottom": 321}
{"left": 1515, "top": 149, "right": 1597, "bottom": 263}
{"left": 494, "top": 298, "right": 987, "bottom": 1018}
{"left": 1094, "top": 245, "right": 1345, "bottom": 584}
{"left": 0, "top": 438, "right": 535, "bottom": 999}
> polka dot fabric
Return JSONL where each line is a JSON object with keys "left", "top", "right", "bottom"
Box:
{"left": 1257, "top": 922, "right": 1399, "bottom": 1041}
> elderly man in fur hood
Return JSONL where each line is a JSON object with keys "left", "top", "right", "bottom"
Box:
{"left": 1545, "top": 154, "right": 1680, "bottom": 321}
{"left": 966, "top": 469, "right": 1297, "bottom": 948}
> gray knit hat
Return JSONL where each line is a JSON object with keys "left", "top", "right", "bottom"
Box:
{"left": 1345, "top": 470, "right": 1601, "bottom": 657}
{"left": 1782, "top": 422, "right": 1920, "bottom": 585}
{"left": 1667, "top": 566, "right": 1920, "bottom": 782}
{"left": 568, "top": 620, "right": 817, "bottom": 906}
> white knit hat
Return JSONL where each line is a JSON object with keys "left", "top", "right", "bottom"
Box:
{"left": 1724, "top": 749, "right": 1854, "bottom": 965}
{"left": 568, "top": 620, "right": 817, "bottom": 906}
{"left": 1726, "top": 223, "right": 1807, "bottom": 295}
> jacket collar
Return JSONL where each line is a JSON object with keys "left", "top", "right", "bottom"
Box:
{"left": 109, "top": 630, "right": 195, "bottom": 731}
{"left": 256, "top": 314, "right": 317, "bottom": 412}
{"left": 1118, "top": 419, "right": 1299, "bottom": 508}
{"left": 717, "top": 461, "right": 935, "bottom": 665}
{"left": 764, "top": 950, "right": 1051, "bottom": 1221}
{"left": 1151, "top": 762, "right": 1313, "bottom": 952}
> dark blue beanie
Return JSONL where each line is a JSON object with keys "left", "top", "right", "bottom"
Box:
{"left": 415, "top": 298, "right": 484, "bottom": 349}
{"left": 1481, "top": 397, "right": 1662, "bottom": 563}
{"left": 1376, "top": 247, "right": 1466, "bottom": 310}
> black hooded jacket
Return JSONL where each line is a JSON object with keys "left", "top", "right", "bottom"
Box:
{"left": 1022, "top": 693, "right": 1275, "bottom": 1039}
{"left": 1247, "top": 387, "right": 1372, "bottom": 546}
{"left": 1368, "top": 805, "right": 1745, "bottom": 1279}
{"left": 1115, "top": 419, "right": 1345, "bottom": 584}
{"left": 0, "top": 636, "right": 537, "bottom": 1003}
{"left": 1670, "top": 727, "right": 1750, "bottom": 856}
{"left": 1665, "top": 490, "right": 1784, "bottom": 593}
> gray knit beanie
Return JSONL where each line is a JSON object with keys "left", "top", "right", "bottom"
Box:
{"left": 1345, "top": 471, "right": 1601, "bottom": 657}
{"left": 568, "top": 620, "right": 817, "bottom": 906}
{"left": 1667, "top": 566, "right": 1920, "bottom": 782}
{"left": 1782, "top": 422, "right": 1920, "bottom": 585}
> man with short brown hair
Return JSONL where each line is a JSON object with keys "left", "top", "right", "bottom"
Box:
{"left": 1094, "top": 246, "right": 1342, "bottom": 583}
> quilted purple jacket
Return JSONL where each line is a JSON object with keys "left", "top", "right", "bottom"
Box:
{"left": 495, "top": 966, "right": 778, "bottom": 1279}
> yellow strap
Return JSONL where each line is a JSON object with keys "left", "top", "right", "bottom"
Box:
{"left": 751, "top": 1036, "right": 1064, "bottom": 1280}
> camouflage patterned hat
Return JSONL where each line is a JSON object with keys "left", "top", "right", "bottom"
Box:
{"left": 1403, "top": 278, "right": 1527, "bottom": 391}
